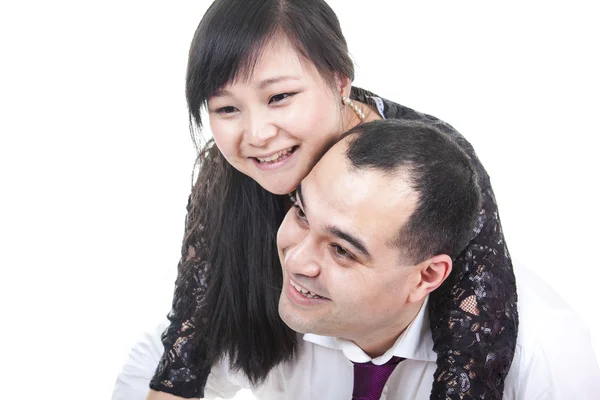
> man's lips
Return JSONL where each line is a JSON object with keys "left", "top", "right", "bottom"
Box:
{"left": 289, "top": 278, "right": 329, "bottom": 300}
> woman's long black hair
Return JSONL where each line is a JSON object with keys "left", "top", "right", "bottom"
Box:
{"left": 179, "top": 0, "right": 355, "bottom": 384}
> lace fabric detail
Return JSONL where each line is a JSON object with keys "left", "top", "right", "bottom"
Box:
{"left": 429, "top": 187, "right": 518, "bottom": 399}
{"left": 150, "top": 208, "right": 211, "bottom": 398}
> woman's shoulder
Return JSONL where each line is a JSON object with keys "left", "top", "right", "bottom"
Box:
{"left": 352, "top": 86, "right": 460, "bottom": 133}
{"left": 352, "top": 86, "right": 489, "bottom": 187}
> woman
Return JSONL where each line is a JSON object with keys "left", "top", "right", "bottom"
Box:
{"left": 122, "top": 0, "right": 518, "bottom": 398}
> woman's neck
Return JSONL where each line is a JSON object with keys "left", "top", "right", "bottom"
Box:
{"left": 343, "top": 99, "right": 382, "bottom": 131}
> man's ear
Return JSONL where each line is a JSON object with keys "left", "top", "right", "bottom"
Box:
{"left": 335, "top": 73, "right": 352, "bottom": 98}
{"left": 407, "top": 254, "right": 452, "bottom": 303}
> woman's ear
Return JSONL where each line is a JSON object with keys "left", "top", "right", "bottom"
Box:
{"left": 407, "top": 254, "right": 453, "bottom": 304}
{"left": 335, "top": 73, "right": 352, "bottom": 98}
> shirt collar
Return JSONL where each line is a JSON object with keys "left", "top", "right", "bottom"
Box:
{"left": 303, "top": 297, "right": 436, "bottom": 364}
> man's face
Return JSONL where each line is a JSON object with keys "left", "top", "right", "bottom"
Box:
{"left": 277, "top": 139, "right": 422, "bottom": 347}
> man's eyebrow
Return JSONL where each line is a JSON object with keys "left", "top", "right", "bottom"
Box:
{"left": 259, "top": 76, "right": 301, "bottom": 89}
{"left": 297, "top": 183, "right": 371, "bottom": 260}
{"left": 296, "top": 184, "right": 306, "bottom": 211}
{"left": 326, "top": 225, "right": 372, "bottom": 261}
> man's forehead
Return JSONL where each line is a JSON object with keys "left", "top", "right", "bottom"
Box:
{"left": 305, "top": 144, "right": 417, "bottom": 248}
{"left": 310, "top": 141, "right": 350, "bottom": 189}
{"left": 310, "top": 139, "right": 415, "bottom": 205}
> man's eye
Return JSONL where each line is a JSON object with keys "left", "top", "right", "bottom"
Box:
{"left": 331, "top": 244, "right": 354, "bottom": 260}
{"left": 293, "top": 204, "right": 307, "bottom": 222}
{"left": 269, "top": 93, "right": 294, "bottom": 104}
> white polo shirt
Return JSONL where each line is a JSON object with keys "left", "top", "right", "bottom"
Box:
{"left": 112, "top": 265, "right": 600, "bottom": 399}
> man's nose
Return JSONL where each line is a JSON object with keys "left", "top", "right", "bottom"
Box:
{"left": 283, "top": 236, "right": 321, "bottom": 278}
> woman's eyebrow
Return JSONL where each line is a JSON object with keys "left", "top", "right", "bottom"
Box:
{"left": 211, "top": 88, "right": 232, "bottom": 98}
{"left": 259, "top": 76, "right": 301, "bottom": 89}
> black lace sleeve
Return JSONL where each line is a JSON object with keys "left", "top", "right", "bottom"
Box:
{"left": 428, "top": 185, "right": 518, "bottom": 399}
{"left": 352, "top": 87, "right": 519, "bottom": 399}
{"left": 149, "top": 196, "right": 212, "bottom": 398}
{"left": 420, "top": 117, "right": 519, "bottom": 400}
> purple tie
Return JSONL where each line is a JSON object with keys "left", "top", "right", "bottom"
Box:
{"left": 351, "top": 356, "right": 405, "bottom": 400}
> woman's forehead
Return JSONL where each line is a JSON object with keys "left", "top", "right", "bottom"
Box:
{"left": 223, "top": 38, "right": 316, "bottom": 88}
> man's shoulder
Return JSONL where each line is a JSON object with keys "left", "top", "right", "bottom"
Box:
{"left": 513, "top": 263, "right": 579, "bottom": 350}
{"left": 504, "top": 263, "right": 600, "bottom": 399}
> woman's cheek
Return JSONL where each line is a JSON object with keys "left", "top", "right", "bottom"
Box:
{"left": 277, "top": 104, "right": 308, "bottom": 139}
{"left": 211, "top": 119, "right": 240, "bottom": 157}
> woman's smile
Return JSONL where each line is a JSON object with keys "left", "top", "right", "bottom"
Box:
{"left": 250, "top": 145, "right": 299, "bottom": 170}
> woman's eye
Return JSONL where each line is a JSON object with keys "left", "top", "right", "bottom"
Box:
{"left": 269, "top": 93, "right": 294, "bottom": 104}
{"left": 216, "top": 106, "right": 237, "bottom": 114}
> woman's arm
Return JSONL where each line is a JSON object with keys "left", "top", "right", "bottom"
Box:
{"left": 146, "top": 390, "right": 190, "bottom": 400}
{"left": 148, "top": 356, "right": 245, "bottom": 399}
{"left": 429, "top": 186, "right": 519, "bottom": 399}
{"left": 112, "top": 195, "right": 213, "bottom": 399}
{"left": 111, "top": 321, "right": 169, "bottom": 400}
{"left": 147, "top": 196, "right": 213, "bottom": 398}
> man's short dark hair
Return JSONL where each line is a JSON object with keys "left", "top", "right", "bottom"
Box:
{"left": 342, "top": 119, "right": 482, "bottom": 264}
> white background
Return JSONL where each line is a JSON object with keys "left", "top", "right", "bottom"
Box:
{"left": 0, "top": 1, "right": 598, "bottom": 399}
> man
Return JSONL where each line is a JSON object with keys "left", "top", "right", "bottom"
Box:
{"left": 114, "top": 120, "right": 600, "bottom": 399}
{"left": 203, "top": 120, "right": 600, "bottom": 399}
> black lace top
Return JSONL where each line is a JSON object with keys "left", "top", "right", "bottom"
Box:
{"left": 150, "top": 88, "right": 519, "bottom": 399}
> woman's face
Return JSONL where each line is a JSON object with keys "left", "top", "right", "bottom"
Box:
{"left": 207, "top": 38, "right": 350, "bottom": 195}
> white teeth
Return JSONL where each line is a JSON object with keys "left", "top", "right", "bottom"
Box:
{"left": 257, "top": 148, "right": 293, "bottom": 163}
{"left": 290, "top": 279, "right": 322, "bottom": 299}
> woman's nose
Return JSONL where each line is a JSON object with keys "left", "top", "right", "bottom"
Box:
{"left": 245, "top": 113, "right": 277, "bottom": 147}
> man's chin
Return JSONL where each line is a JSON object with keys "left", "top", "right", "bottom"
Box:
{"left": 278, "top": 301, "right": 313, "bottom": 334}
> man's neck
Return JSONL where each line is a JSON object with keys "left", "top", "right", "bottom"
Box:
{"left": 353, "top": 300, "right": 424, "bottom": 358}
